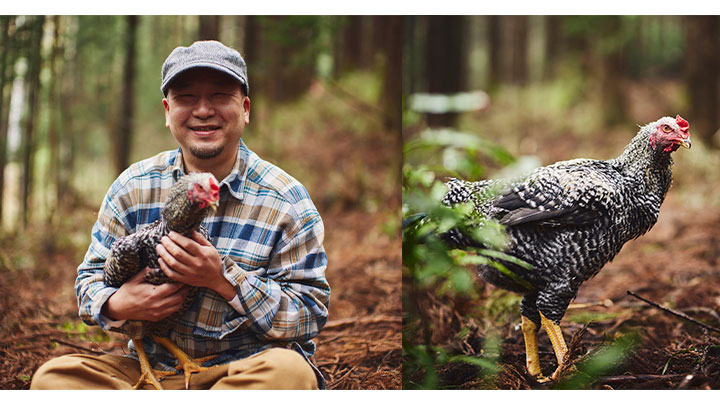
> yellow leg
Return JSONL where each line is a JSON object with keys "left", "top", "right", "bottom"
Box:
{"left": 131, "top": 338, "right": 174, "bottom": 390}
{"left": 520, "top": 315, "right": 544, "bottom": 379}
{"left": 153, "top": 336, "right": 217, "bottom": 389}
{"left": 539, "top": 312, "right": 570, "bottom": 381}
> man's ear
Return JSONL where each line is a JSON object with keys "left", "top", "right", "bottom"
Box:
{"left": 163, "top": 98, "right": 170, "bottom": 128}
{"left": 243, "top": 97, "right": 251, "bottom": 125}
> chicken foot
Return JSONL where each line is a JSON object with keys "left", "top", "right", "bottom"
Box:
{"left": 520, "top": 315, "right": 544, "bottom": 379}
{"left": 131, "top": 338, "right": 175, "bottom": 390}
{"left": 520, "top": 312, "right": 576, "bottom": 383}
{"left": 539, "top": 311, "right": 575, "bottom": 382}
{"left": 153, "top": 336, "right": 218, "bottom": 389}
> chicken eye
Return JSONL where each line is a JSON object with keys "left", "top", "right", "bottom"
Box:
{"left": 662, "top": 124, "right": 672, "bottom": 133}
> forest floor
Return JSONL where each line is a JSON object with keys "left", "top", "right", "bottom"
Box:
{"left": 0, "top": 81, "right": 402, "bottom": 390}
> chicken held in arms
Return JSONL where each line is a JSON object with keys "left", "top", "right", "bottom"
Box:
{"left": 104, "top": 172, "right": 220, "bottom": 389}
{"left": 440, "top": 116, "right": 691, "bottom": 382}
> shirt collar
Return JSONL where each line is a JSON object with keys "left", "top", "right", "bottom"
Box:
{"left": 170, "top": 140, "right": 249, "bottom": 201}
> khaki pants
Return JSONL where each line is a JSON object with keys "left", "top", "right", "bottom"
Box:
{"left": 30, "top": 348, "right": 318, "bottom": 390}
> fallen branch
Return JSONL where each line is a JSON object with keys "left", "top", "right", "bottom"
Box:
{"left": 626, "top": 290, "right": 720, "bottom": 335}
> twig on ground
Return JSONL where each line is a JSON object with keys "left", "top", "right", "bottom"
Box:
{"left": 626, "top": 290, "right": 720, "bottom": 334}
{"left": 597, "top": 374, "right": 686, "bottom": 383}
{"left": 328, "top": 365, "right": 359, "bottom": 389}
{"left": 50, "top": 338, "right": 103, "bottom": 354}
{"left": 681, "top": 307, "right": 720, "bottom": 326}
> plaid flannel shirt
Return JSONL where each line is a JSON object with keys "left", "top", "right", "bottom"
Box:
{"left": 75, "top": 139, "right": 330, "bottom": 370}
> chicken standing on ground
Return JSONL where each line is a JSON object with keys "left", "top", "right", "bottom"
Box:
{"left": 440, "top": 116, "right": 691, "bottom": 381}
{"left": 103, "top": 172, "right": 220, "bottom": 389}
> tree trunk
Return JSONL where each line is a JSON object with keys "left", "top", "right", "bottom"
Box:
{"left": 47, "top": 16, "right": 62, "bottom": 220}
{"left": 243, "top": 15, "right": 261, "bottom": 98}
{"left": 598, "top": 16, "right": 627, "bottom": 126}
{"left": 0, "top": 16, "right": 15, "bottom": 224}
{"left": 684, "top": 15, "right": 720, "bottom": 147}
{"left": 425, "top": 16, "right": 466, "bottom": 128}
{"left": 335, "top": 16, "right": 364, "bottom": 76}
{"left": 58, "top": 16, "right": 79, "bottom": 209}
{"left": 261, "top": 16, "right": 318, "bottom": 103}
{"left": 198, "top": 15, "right": 221, "bottom": 41}
{"left": 503, "top": 15, "right": 529, "bottom": 85}
{"left": 543, "top": 15, "right": 563, "bottom": 80}
{"left": 113, "top": 15, "right": 137, "bottom": 176}
{"left": 487, "top": 16, "right": 502, "bottom": 91}
{"left": 378, "top": 16, "right": 402, "bottom": 133}
{"left": 21, "top": 15, "right": 45, "bottom": 228}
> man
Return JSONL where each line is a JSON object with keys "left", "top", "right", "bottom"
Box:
{"left": 31, "top": 40, "right": 330, "bottom": 390}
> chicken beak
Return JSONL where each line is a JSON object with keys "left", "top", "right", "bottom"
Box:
{"left": 210, "top": 200, "right": 219, "bottom": 213}
{"left": 679, "top": 138, "right": 691, "bottom": 149}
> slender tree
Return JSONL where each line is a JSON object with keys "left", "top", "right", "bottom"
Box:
{"left": 378, "top": 16, "right": 402, "bottom": 133}
{"left": 487, "top": 16, "right": 502, "bottom": 91}
{"left": 113, "top": 15, "right": 138, "bottom": 176}
{"left": 335, "top": 16, "right": 364, "bottom": 76}
{"left": 597, "top": 16, "right": 627, "bottom": 126}
{"left": 47, "top": 16, "right": 63, "bottom": 218}
{"left": 425, "top": 16, "right": 466, "bottom": 128}
{"left": 684, "top": 15, "right": 720, "bottom": 147}
{"left": 0, "top": 16, "right": 15, "bottom": 224}
{"left": 58, "top": 16, "right": 79, "bottom": 209}
{"left": 198, "top": 15, "right": 221, "bottom": 41}
{"left": 21, "top": 15, "right": 45, "bottom": 227}
{"left": 543, "top": 15, "right": 563, "bottom": 80}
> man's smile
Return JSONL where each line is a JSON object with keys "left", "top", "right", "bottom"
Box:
{"left": 189, "top": 125, "right": 222, "bottom": 136}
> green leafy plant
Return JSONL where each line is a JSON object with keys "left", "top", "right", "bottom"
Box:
{"left": 402, "top": 115, "right": 528, "bottom": 388}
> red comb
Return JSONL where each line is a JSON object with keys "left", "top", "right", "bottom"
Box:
{"left": 676, "top": 115, "right": 689, "bottom": 132}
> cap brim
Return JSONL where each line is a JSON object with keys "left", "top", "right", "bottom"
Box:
{"left": 161, "top": 62, "right": 248, "bottom": 96}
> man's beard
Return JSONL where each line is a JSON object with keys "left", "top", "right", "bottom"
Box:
{"left": 190, "top": 145, "right": 224, "bottom": 160}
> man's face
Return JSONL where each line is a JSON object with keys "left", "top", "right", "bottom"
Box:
{"left": 163, "top": 68, "right": 250, "bottom": 161}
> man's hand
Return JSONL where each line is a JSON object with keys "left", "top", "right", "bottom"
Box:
{"left": 102, "top": 267, "right": 189, "bottom": 322}
{"left": 156, "top": 231, "right": 236, "bottom": 300}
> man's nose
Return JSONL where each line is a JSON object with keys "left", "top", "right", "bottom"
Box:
{"left": 192, "top": 97, "right": 215, "bottom": 118}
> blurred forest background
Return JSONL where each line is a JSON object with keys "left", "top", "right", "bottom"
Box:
{"left": 0, "top": 15, "right": 401, "bottom": 389}
{"left": 403, "top": 16, "right": 720, "bottom": 389}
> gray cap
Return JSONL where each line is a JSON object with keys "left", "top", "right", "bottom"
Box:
{"left": 161, "top": 40, "right": 249, "bottom": 96}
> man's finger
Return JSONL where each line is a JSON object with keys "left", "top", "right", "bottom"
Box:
{"left": 167, "top": 231, "right": 202, "bottom": 255}
{"left": 159, "top": 235, "right": 192, "bottom": 260}
{"left": 157, "top": 241, "right": 193, "bottom": 271}
{"left": 192, "top": 231, "right": 212, "bottom": 246}
{"left": 157, "top": 257, "right": 181, "bottom": 281}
